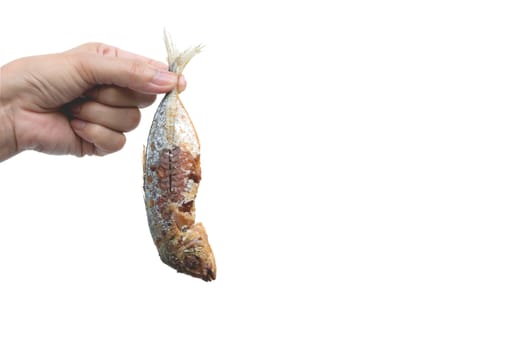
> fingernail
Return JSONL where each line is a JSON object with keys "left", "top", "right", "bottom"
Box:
{"left": 152, "top": 70, "right": 178, "bottom": 86}
{"left": 71, "top": 103, "right": 82, "bottom": 116}
{"left": 71, "top": 119, "right": 87, "bottom": 130}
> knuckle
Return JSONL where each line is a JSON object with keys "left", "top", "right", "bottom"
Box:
{"left": 138, "top": 94, "right": 157, "bottom": 108}
{"left": 94, "top": 43, "right": 120, "bottom": 57}
{"left": 127, "top": 61, "right": 143, "bottom": 76}
{"left": 70, "top": 42, "right": 118, "bottom": 56}
{"left": 69, "top": 101, "right": 84, "bottom": 118}
{"left": 101, "top": 131, "right": 126, "bottom": 153}
{"left": 111, "top": 133, "right": 127, "bottom": 152}
{"left": 95, "top": 132, "right": 126, "bottom": 155}
{"left": 125, "top": 108, "right": 142, "bottom": 131}
{"left": 68, "top": 42, "right": 100, "bottom": 53}
{"left": 87, "top": 42, "right": 104, "bottom": 50}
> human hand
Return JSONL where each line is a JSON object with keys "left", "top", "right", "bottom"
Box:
{"left": 0, "top": 43, "right": 185, "bottom": 161}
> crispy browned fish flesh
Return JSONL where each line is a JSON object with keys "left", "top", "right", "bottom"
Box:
{"left": 143, "top": 32, "right": 216, "bottom": 281}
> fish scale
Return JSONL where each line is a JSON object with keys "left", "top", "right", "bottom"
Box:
{"left": 142, "top": 32, "right": 216, "bottom": 281}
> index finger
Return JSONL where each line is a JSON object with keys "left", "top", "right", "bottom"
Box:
{"left": 66, "top": 42, "right": 169, "bottom": 71}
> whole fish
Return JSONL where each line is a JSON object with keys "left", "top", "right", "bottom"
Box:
{"left": 143, "top": 32, "right": 216, "bottom": 281}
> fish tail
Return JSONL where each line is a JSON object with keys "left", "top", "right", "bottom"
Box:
{"left": 164, "top": 29, "right": 204, "bottom": 75}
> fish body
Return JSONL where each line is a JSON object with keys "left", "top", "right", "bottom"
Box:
{"left": 143, "top": 33, "right": 216, "bottom": 281}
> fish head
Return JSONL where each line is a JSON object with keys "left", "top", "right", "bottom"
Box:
{"left": 160, "top": 222, "right": 216, "bottom": 282}
{"left": 180, "top": 246, "right": 216, "bottom": 282}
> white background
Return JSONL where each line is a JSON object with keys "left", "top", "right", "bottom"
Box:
{"left": 1, "top": 1, "right": 510, "bottom": 349}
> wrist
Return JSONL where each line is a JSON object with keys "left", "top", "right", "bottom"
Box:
{"left": 0, "top": 65, "right": 18, "bottom": 161}
{"left": 0, "top": 62, "right": 21, "bottom": 161}
{"left": 0, "top": 104, "right": 18, "bottom": 161}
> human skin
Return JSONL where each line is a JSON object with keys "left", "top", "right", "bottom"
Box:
{"left": 0, "top": 42, "right": 186, "bottom": 161}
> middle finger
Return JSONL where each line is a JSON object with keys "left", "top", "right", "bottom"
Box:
{"left": 71, "top": 101, "right": 141, "bottom": 132}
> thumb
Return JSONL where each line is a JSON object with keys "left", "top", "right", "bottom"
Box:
{"left": 73, "top": 52, "right": 178, "bottom": 94}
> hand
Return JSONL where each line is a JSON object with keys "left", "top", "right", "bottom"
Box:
{"left": 0, "top": 42, "right": 185, "bottom": 161}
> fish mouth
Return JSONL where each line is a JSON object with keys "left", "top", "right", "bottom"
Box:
{"left": 197, "top": 266, "right": 216, "bottom": 282}
{"left": 176, "top": 264, "right": 216, "bottom": 282}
